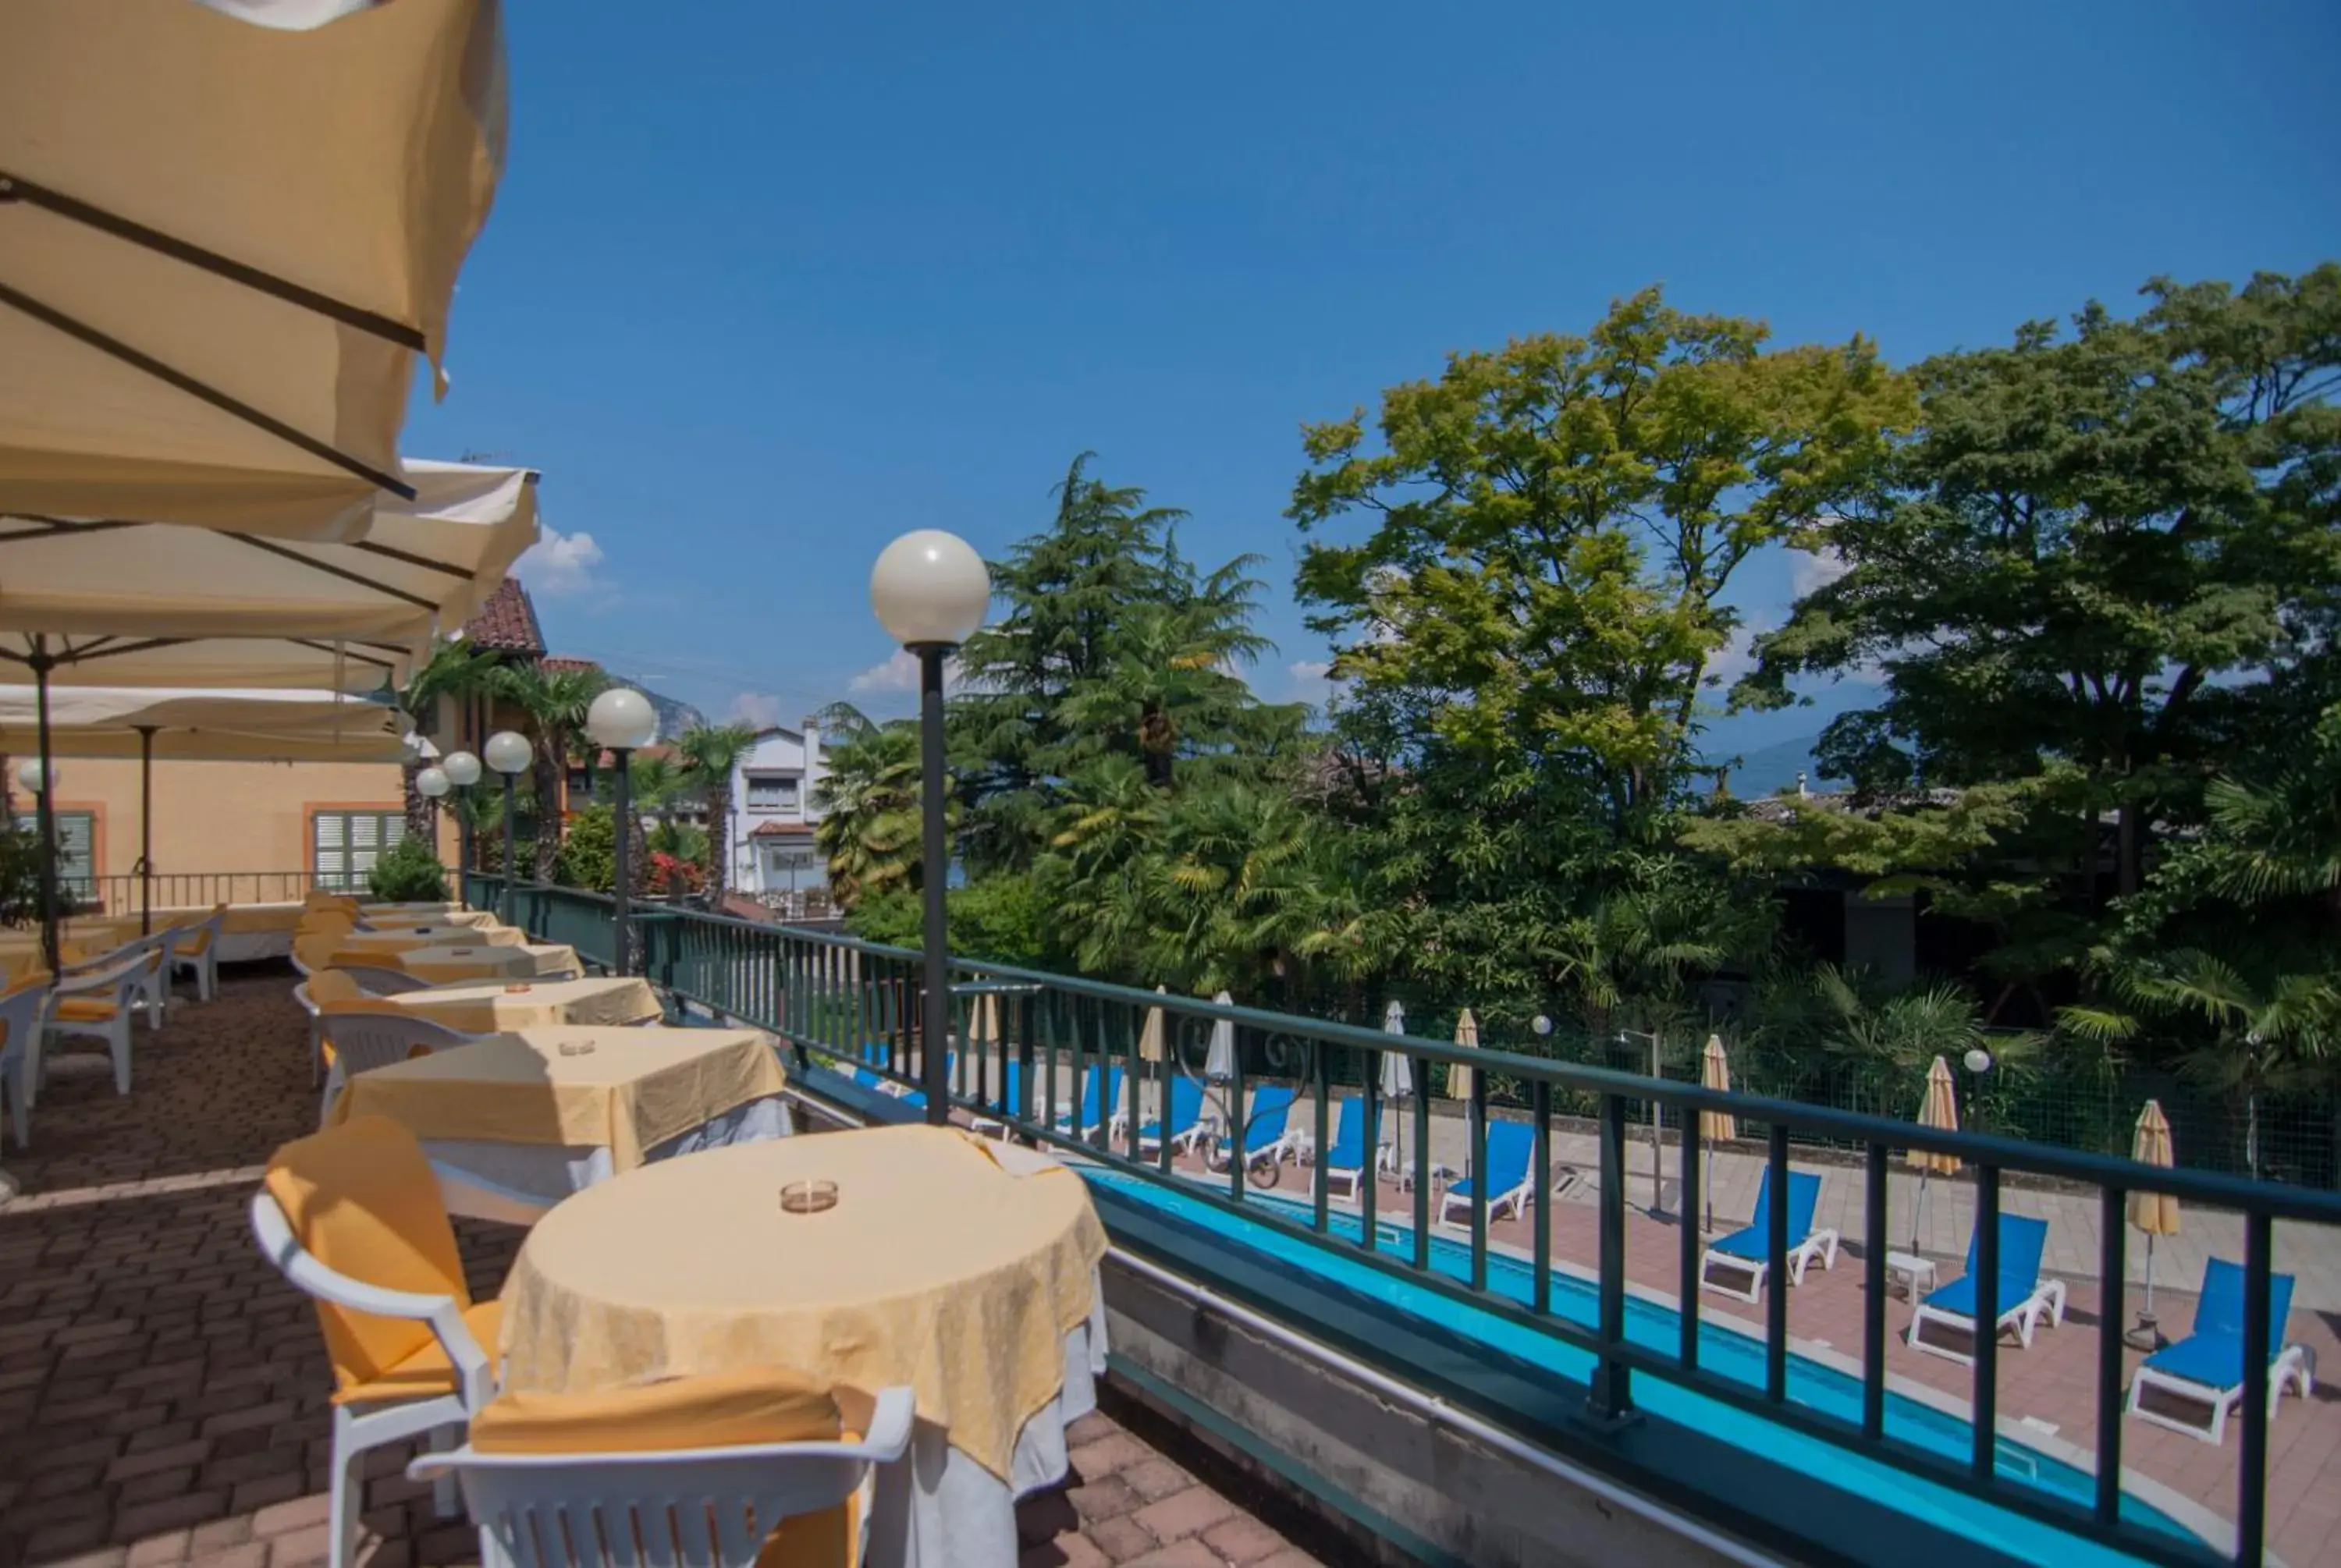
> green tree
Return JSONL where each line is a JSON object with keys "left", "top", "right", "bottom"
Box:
{"left": 397, "top": 638, "right": 502, "bottom": 843}
{"left": 675, "top": 722, "right": 760, "bottom": 900}
{"left": 1740, "top": 267, "right": 2341, "bottom": 897}
{"left": 492, "top": 662, "right": 609, "bottom": 881}
{"left": 1294, "top": 286, "right": 1913, "bottom": 827}
{"left": 812, "top": 722, "right": 938, "bottom": 908}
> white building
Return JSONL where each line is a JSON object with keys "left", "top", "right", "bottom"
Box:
{"left": 727, "top": 718, "right": 830, "bottom": 908}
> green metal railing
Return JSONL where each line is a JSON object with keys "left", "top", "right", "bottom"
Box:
{"left": 487, "top": 889, "right": 2341, "bottom": 1568}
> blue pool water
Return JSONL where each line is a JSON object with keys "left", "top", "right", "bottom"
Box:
{"left": 1084, "top": 1168, "right": 2211, "bottom": 1563}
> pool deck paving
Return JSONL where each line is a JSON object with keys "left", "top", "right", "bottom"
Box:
{"left": 0, "top": 973, "right": 1333, "bottom": 1568}
{"left": 1096, "top": 1116, "right": 2341, "bottom": 1566}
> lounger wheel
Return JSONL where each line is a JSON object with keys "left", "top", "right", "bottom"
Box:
{"left": 1249, "top": 1152, "right": 1282, "bottom": 1189}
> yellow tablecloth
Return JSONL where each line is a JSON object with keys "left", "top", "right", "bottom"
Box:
{"left": 339, "top": 924, "right": 526, "bottom": 953}
{"left": 387, "top": 975, "right": 662, "bottom": 1032}
{"left": 329, "top": 1025, "right": 788, "bottom": 1170}
{"left": 391, "top": 943, "right": 582, "bottom": 985}
{"left": 151, "top": 904, "right": 302, "bottom": 936}
{"left": 0, "top": 917, "right": 144, "bottom": 979}
{"left": 362, "top": 903, "right": 499, "bottom": 928}
{"left": 499, "top": 1125, "right": 1108, "bottom": 1482}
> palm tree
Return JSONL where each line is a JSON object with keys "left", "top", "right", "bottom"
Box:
{"left": 2062, "top": 945, "right": 2339, "bottom": 1180}
{"left": 1055, "top": 578, "right": 1272, "bottom": 790}
{"left": 492, "top": 662, "right": 609, "bottom": 881}
{"left": 675, "top": 722, "right": 759, "bottom": 901}
{"left": 812, "top": 722, "right": 932, "bottom": 908}
{"left": 398, "top": 639, "right": 501, "bottom": 843}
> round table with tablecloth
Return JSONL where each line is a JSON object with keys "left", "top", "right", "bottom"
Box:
{"left": 384, "top": 974, "right": 661, "bottom": 1031}
{"left": 498, "top": 1125, "right": 1110, "bottom": 1568}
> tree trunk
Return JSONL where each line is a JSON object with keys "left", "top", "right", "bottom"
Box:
{"left": 402, "top": 757, "right": 438, "bottom": 845}
{"left": 531, "top": 751, "right": 563, "bottom": 882}
{"left": 707, "top": 779, "right": 732, "bottom": 900}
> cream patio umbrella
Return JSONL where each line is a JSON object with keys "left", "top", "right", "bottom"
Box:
{"left": 1910, "top": 1056, "right": 1963, "bottom": 1255}
{"left": 0, "top": 461, "right": 539, "bottom": 641}
{"left": 0, "top": 684, "right": 407, "bottom": 935}
{"left": 1380, "top": 1000, "right": 1416, "bottom": 1182}
{"left": 1446, "top": 1007, "right": 1480, "bottom": 1102}
{"left": 2127, "top": 1099, "right": 2181, "bottom": 1345}
{"left": 1139, "top": 984, "right": 1167, "bottom": 1062}
{"left": 1699, "top": 1035, "right": 1736, "bottom": 1233}
{"left": 0, "top": 0, "right": 508, "bottom": 537}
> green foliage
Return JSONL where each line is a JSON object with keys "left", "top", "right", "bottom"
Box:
{"left": 494, "top": 662, "right": 611, "bottom": 881}
{"left": 555, "top": 805, "right": 616, "bottom": 892}
{"left": 367, "top": 835, "right": 450, "bottom": 903}
{"left": 847, "top": 871, "right": 1054, "bottom": 968}
{"left": 0, "top": 821, "right": 47, "bottom": 928}
{"left": 645, "top": 819, "right": 709, "bottom": 866}
{"left": 812, "top": 722, "right": 938, "bottom": 906}
{"left": 674, "top": 723, "right": 759, "bottom": 897}
{"left": 1294, "top": 286, "right": 1914, "bottom": 826}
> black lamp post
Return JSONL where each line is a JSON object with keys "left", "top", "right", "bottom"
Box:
{"left": 484, "top": 730, "right": 532, "bottom": 927}
{"left": 586, "top": 690, "right": 658, "bottom": 975}
{"left": 870, "top": 530, "right": 990, "bottom": 1126}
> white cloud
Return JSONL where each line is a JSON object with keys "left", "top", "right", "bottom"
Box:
{"left": 1788, "top": 545, "right": 1849, "bottom": 598}
{"left": 847, "top": 649, "right": 965, "bottom": 695}
{"left": 1703, "top": 622, "right": 1769, "bottom": 687}
{"left": 730, "top": 691, "right": 784, "bottom": 729}
{"left": 514, "top": 527, "right": 607, "bottom": 598}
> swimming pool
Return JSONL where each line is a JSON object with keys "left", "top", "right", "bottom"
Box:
{"left": 1083, "top": 1167, "right": 2213, "bottom": 1563}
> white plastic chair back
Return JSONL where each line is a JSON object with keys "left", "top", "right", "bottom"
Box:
{"left": 321, "top": 1012, "right": 475, "bottom": 1078}
{"left": 410, "top": 1386, "right": 915, "bottom": 1568}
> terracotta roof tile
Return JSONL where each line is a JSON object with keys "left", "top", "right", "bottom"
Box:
{"left": 748, "top": 820, "right": 816, "bottom": 839}
{"left": 460, "top": 577, "right": 544, "bottom": 654}
{"left": 539, "top": 655, "right": 601, "bottom": 675}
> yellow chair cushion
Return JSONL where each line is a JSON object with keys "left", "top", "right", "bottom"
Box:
{"left": 53, "top": 995, "right": 118, "bottom": 1023}
{"left": 263, "top": 1116, "right": 476, "bottom": 1399}
{"left": 471, "top": 1367, "right": 865, "bottom": 1568}
{"left": 334, "top": 1299, "right": 503, "bottom": 1407}
{"left": 305, "top": 970, "right": 365, "bottom": 1007}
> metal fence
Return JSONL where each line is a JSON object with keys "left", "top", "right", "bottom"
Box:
{"left": 488, "top": 892, "right": 2341, "bottom": 1568}
{"left": 88, "top": 870, "right": 323, "bottom": 913}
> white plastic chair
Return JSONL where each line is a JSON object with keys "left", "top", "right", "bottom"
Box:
{"left": 42, "top": 946, "right": 152, "bottom": 1096}
{"left": 65, "top": 931, "right": 173, "bottom": 1033}
{"left": 170, "top": 906, "right": 229, "bottom": 1002}
{"left": 293, "top": 980, "right": 326, "bottom": 1085}
{"left": 0, "top": 981, "right": 49, "bottom": 1149}
{"left": 409, "top": 1386, "right": 915, "bottom": 1568}
{"left": 250, "top": 1182, "right": 496, "bottom": 1568}
{"left": 318, "top": 1011, "right": 481, "bottom": 1123}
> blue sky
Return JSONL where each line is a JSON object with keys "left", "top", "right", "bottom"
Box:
{"left": 402, "top": 1, "right": 2341, "bottom": 756}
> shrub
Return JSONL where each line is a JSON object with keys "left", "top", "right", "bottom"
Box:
{"left": 368, "top": 835, "right": 450, "bottom": 903}
{"left": 646, "top": 851, "right": 704, "bottom": 896}
{"left": 556, "top": 806, "right": 616, "bottom": 892}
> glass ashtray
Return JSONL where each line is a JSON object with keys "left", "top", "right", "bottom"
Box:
{"left": 556, "top": 1040, "right": 597, "bottom": 1057}
{"left": 780, "top": 1180, "right": 838, "bottom": 1215}
{"left": 503, "top": 982, "right": 532, "bottom": 994}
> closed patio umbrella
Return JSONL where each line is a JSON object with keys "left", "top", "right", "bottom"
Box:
{"left": 1139, "top": 984, "right": 1166, "bottom": 1062}
{"left": 0, "top": 0, "right": 507, "bottom": 537}
{"left": 1204, "top": 991, "right": 1236, "bottom": 1083}
{"left": 2128, "top": 1099, "right": 2181, "bottom": 1346}
{"left": 1446, "top": 1007, "right": 1480, "bottom": 1102}
{"left": 1380, "top": 999, "right": 1415, "bottom": 1180}
{"left": 1699, "top": 1034, "right": 1736, "bottom": 1233}
{"left": 1910, "top": 1056, "right": 1962, "bottom": 1255}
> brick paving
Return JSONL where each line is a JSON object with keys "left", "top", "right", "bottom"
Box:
{"left": 0, "top": 972, "right": 1330, "bottom": 1568}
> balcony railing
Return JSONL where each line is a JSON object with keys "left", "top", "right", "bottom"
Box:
{"left": 86, "top": 869, "right": 326, "bottom": 914}
{"left": 478, "top": 881, "right": 2341, "bottom": 1568}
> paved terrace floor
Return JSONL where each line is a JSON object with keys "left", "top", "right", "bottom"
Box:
{"left": 0, "top": 972, "right": 1336, "bottom": 1568}
{"left": 1048, "top": 1106, "right": 2341, "bottom": 1566}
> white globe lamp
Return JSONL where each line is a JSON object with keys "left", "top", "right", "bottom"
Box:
{"left": 15, "top": 759, "right": 52, "bottom": 796}
{"left": 415, "top": 766, "right": 451, "bottom": 800}
{"left": 485, "top": 730, "right": 532, "bottom": 775}
{"left": 586, "top": 688, "right": 659, "bottom": 752}
{"left": 442, "top": 750, "right": 482, "bottom": 788}
{"left": 869, "top": 530, "right": 990, "bottom": 648}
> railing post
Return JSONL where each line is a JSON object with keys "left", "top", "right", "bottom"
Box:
{"left": 2094, "top": 1183, "right": 2126, "bottom": 1529}
{"left": 1972, "top": 1163, "right": 2001, "bottom": 1482}
{"left": 1587, "top": 1092, "right": 1636, "bottom": 1428}
{"left": 1766, "top": 1124, "right": 1789, "bottom": 1403}
{"left": 2240, "top": 1211, "right": 2273, "bottom": 1566}
{"left": 1863, "top": 1142, "right": 1887, "bottom": 1440}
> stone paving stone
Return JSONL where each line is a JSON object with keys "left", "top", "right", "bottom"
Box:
{"left": 0, "top": 970, "right": 1327, "bottom": 1568}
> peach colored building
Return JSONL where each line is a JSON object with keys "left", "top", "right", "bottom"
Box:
{"left": 9, "top": 755, "right": 405, "bottom": 907}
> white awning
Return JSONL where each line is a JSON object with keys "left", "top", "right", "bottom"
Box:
{"left": 0, "top": 634, "right": 414, "bottom": 694}
{"left": 0, "top": 461, "right": 539, "bottom": 640}
{"left": 0, "top": 685, "right": 409, "bottom": 761}
{"left": 0, "top": 0, "right": 507, "bottom": 539}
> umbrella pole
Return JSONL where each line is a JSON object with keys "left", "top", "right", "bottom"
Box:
{"left": 1911, "top": 1169, "right": 1928, "bottom": 1259}
{"left": 2143, "top": 1231, "right": 2155, "bottom": 1317}
{"left": 137, "top": 725, "right": 155, "bottom": 935}
{"left": 32, "top": 642, "right": 59, "bottom": 977}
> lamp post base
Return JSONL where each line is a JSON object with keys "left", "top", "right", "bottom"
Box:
{"left": 2123, "top": 1314, "right": 2165, "bottom": 1352}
